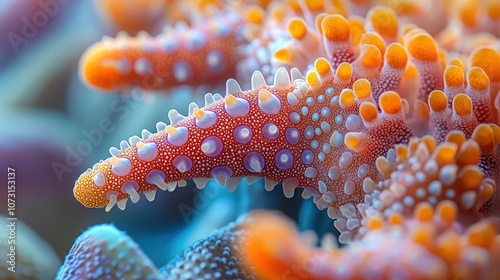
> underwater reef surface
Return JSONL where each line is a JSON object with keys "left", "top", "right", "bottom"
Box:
{"left": 2, "top": 0, "right": 500, "bottom": 279}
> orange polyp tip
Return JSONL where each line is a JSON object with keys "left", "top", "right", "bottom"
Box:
{"left": 367, "top": 215, "right": 383, "bottom": 230}
{"left": 336, "top": 62, "right": 353, "bottom": 80}
{"left": 379, "top": 91, "right": 402, "bottom": 114}
{"left": 411, "top": 225, "right": 435, "bottom": 247}
{"left": 408, "top": 138, "right": 419, "bottom": 153}
{"left": 487, "top": 2, "right": 500, "bottom": 19}
{"left": 259, "top": 88, "right": 273, "bottom": 103}
{"left": 395, "top": 145, "right": 408, "bottom": 161}
{"left": 166, "top": 125, "right": 177, "bottom": 135}
{"left": 444, "top": 65, "right": 464, "bottom": 87}
{"left": 472, "top": 124, "right": 495, "bottom": 147}
{"left": 332, "top": 0, "right": 347, "bottom": 14}
{"left": 422, "top": 135, "right": 437, "bottom": 153}
{"left": 288, "top": 18, "right": 307, "bottom": 40}
{"left": 467, "top": 67, "right": 489, "bottom": 90}
{"left": 479, "top": 181, "right": 495, "bottom": 202}
{"left": 349, "top": 16, "right": 365, "bottom": 46}
{"left": 489, "top": 124, "right": 500, "bottom": 144}
{"left": 388, "top": 212, "right": 404, "bottom": 225}
{"left": 436, "top": 231, "right": 461, "bottom": 264}
{"left": 446, "top": 131, "right": 466, "bottom": 148}
{"left": 321, "top": 14, "right": 350, "bottom": 41}
{"left": 353, "top": 79, "right": 371, "bottom": 99}
{"left": 435, "top": 143, "right": 457, "bottom": 166}
{"left": 428, "top": 90, "right": 448, "bottom": 112}
{"left": 436, "top": 200, "right": 457, "bottom": 224}
{"left": 367, "top": 6, "right": 398, "bottom": 38}
{"left": 448, "top": 57, "right": 464, "bottom": 69}
{"left": 385, "top": 43, "right": 408, "bottom": 69}
{"left": 306, "top": 71, "right": 320, "bottom": 87}
{"left": 438, "top": 49, "right": 447, "bottom": 70}
{"left": 271, "top": 6, "right": 285, "bottom": 21}
{"left": 274, "top": 48, "right": 292, "bottom": 62}
{"left": 414, "top": 202, "right": 433, "bottom": 222}
{"left": 360, "top": 32, "right": 386, "bottom": 56}
{"left": 376, "top": 157, "right": 391, "bottom": 176}
{"left": 400, "top": 23, "right": 418, "bottom": 36}
{"left": 288, "top": 0, "right": 302, "bottom": 12}
{"left": 415, "top": 100, "right": 430, "bottom": 120}
{"left": 305, "top": 0, "right": 324, "bottom": 11}
{"left": 246, "top": 5, "right": 264, "bottom": 24}
{"left": 456, "top": 140, "right": 480, "bottom": 166}
{"left": 452, "top": 94, "right": 472, "bottom": 116}
{"left": 466, "top": 220, "right": 497, "bottom": 248}
{"left": 359, "top": 102, "right": 378, "bottom": 122}
{"left": 459, "top": 2, "right": 478, "bottom": 27}
{"left": 469, "top": 47, "right": 500, "bottom": 83}
{"left": 340, "top": 89, "right": 355, "bottom": 107}
{"left": 360, "top": 44, "right": 382, "bottom": 68}
{"left": 344, "top": 132, "right": 366, "bottom": 151}
{"left": 225, "top": 94, "right": 237, "bottom": 106}
{"left": 315, "top": 13, "right": 329, "bottom": 35}
{"left": 193, "top": 108, "right": 205, "bottom": 120}
{"left": 403, "top": 65, "right": 418, "bottom": 79}
{"left": 314, "top": 58, "right": 333, "bottom": 77}
{"left": 407, "top": 33, "right": 438, "bottom": 61}
{"left": 458, "top": 165, "right": 484, "bottom": 190}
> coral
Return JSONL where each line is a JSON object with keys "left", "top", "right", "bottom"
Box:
{"left": 160, "top": 215, "right": 257, "bottom": 279}
{"left": 58, "top": 215, "right": 258, "bottom": 279}
{"left": 69, "top": 0, "right": 500, "bottom": 279}
{"left": 56, "top": 225, "right": 163, "bottom": 279}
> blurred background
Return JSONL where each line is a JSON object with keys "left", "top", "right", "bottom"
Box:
{"left": 0, "top": 0, "right": 334, "bottom": 277}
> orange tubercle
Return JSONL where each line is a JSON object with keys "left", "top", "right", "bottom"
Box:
{"left": 366, "top": 6, "right": 398, "bottom": 40}
{"left": 321, "top": 14, "right": 350, "bottom": 41}
{"left": 444, "top": 65, "right": 464, "bottom": 87}
{"left": 428, "top": 90, "right": 448, "bottom": 112}
{"left": 379, "top": 91, "right": 402, "bottom": 114}
{"left": 385, "top": 43, "right": 408, "bottom": 69}
{"left": 406, "top": 33, "right": 438, "bottom": 61}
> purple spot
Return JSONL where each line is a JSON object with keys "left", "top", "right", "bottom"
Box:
{"left": 286, "top": 128, "right": 300, "bottom": 145}
{"left": 304, "top": 126, "right": 314, "bottom": 139}
{"left": 275, "top": 149, "right": 293, "bottom": 170}
{"left": 262, "top": 123, "right": 279, "bottom": 140}
{"left": 172, "top": 155, "right": 193, "bottom": 172}
{"left": 234, "top": 125, "right": 252, "bottom": 144}
{"left": 201, "top": 136, "right": 223, "bottom": 156}
{"left": 301, "top": 150, "right": 314, "bottom": 164}
{"left": 244, "top": 152, "right": 265, "bottom": 173}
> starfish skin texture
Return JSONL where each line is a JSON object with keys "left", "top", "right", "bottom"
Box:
{"left": 70, "top": 0, "right": 500, "bottom": 278}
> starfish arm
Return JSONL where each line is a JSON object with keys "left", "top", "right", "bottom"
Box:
{"left": 79, "top": 13, "right": 243, "bottom": 92}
